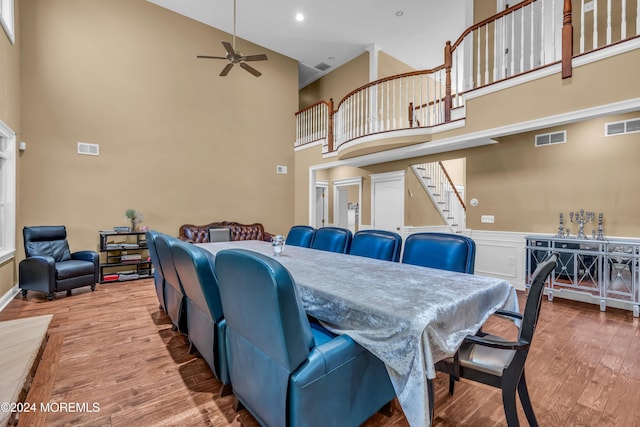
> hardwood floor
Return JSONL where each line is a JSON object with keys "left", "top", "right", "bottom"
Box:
{"left": 1, "top": 279, "right": 639, "bottom": 426}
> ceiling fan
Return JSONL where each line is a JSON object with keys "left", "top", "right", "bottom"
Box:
{"left": 197, "top": 0, "right": 268, "bottom": 77}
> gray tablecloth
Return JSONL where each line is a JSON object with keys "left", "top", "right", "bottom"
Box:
{"left": 198, "top": 240, "right": 518, "bottom": 427}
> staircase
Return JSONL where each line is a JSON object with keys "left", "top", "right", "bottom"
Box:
{"left": 412, "top": 162, "right": 466, "bottom": 233}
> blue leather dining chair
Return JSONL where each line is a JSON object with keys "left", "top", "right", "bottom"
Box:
{"left": 145, "top": 230, "right": 166, "bottom": 313}
{"left": 285, "top": 225, "right": 315, "bottom": 248}
{"left": 214, "top": 248, "right": 396, "bottom": 427}
{"left": 171, "top": 240, "right": 230, "bottom": 394}
{"left": 155, "top": 233, "right": 187, "bottom": 333}
{"left": 349, "top": 230, "right": 402, "bottom": 262}
{"left": 310, "top": 226, "right": 352, "bottom": 253}
{"left": 402, "top": 232, "right": 476, "bottom": 274}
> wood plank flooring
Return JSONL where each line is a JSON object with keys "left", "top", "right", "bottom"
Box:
{"left": 1, "top": 279, "right": 638, "bottom": 426}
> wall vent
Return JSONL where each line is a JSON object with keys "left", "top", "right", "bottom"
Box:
{"left": 605, "top": 118, "right": 640, "bottom": 136}
{"left": 535, "top": 130, "right": 566, "bottom": 147}
{"left": 77, "top": 142, "right": 99, "bottom": 156}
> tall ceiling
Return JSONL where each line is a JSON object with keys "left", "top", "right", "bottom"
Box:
{"left": 147, "top": 0, "right": 472, "bottom": 88}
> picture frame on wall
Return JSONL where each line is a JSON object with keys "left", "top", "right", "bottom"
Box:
{"left": 0, "top": 0, "right": 15, "bottom": 45}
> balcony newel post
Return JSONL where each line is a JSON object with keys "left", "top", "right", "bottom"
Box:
{"left": 444, "top": 41, "right": 452, "bottom": 123}
{"left": 328, "top": 98, "right": 335, "bottom": 152}
{"left": 562, "top": 0, "right": 573, "bottom": 78}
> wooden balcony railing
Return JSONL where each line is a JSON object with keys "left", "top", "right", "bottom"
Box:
{"left": 295, "top": 0, "right": 639, "bottom": 152}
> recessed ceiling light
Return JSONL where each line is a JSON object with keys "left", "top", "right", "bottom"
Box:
{"left": 395, "top": 10, "right": 404, "bottom": 17}
{"left": 295, "top": 13, "right": 304, "bottom": 22}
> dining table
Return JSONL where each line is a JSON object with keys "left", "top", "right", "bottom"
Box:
{"left": 197, "top": 240, "right": 518, "bottom": 427}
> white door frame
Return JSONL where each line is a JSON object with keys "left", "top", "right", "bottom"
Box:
{"left": 370, "top": 171, "right": 405, "bottom": 232}
{"left": 315, "top": 180, "right": 329, "bottom": 228}
{"left": 333, "top": 177, "right": 362, "bottom": 231}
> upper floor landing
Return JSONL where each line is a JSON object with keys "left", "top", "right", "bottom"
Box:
{"left": 294, "top": 0, "right": 640, "bottom": 163}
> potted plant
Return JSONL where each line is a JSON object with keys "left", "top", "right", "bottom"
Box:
{"left": 125, "top": 209, "right": 143, "bottom": 232}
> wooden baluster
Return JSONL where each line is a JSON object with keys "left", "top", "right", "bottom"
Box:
{"left": 563, "top": 0, "right": 573, "bottom": 78}
{"left": 510, "top": 11, "right": 515, "bottom": 75}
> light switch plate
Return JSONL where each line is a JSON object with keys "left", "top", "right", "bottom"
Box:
{"left": 481, "top": 215, "right": 495, "bottom": 223}
{"left": 276, "top": 165, "right": 288, "bottom": 174}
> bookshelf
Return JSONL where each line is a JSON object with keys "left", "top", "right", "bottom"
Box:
{"left": 98, "top": 230, "right": 152, "bottom": 283}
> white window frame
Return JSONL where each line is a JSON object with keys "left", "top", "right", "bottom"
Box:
{"left": 0, "top": 0, "right": 15, "bottom": 45}
{"left": 0, "top": 119, "right": 16, "bottom": 263}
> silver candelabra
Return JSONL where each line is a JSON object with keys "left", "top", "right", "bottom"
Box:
{"left": 570, "top": 209, "right": 595, "bottom": 239}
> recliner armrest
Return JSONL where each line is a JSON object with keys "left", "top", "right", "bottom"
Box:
{"left": 292, "top": 334, "right": 366, "bottom": 384}
{"left": 492, "top": 309, "right": 523, "bottom": 320}
{"left": 72, "top": 250, "right": 99, "bottom": 264}
{"left": 19, "top": 256, "right": 56, "bottom": 292}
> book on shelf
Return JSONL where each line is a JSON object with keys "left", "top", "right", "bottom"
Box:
{"left": 118, "top": 273, "right": 140, "bottom": 281}
{"left": 102, "top": 274, "right": 119, "bottom": 282}
{"left": 120, "top": 254, "right": 142, "bottom": 261}
{"left": 106, "top": 243, "right": 140, "bottom": 250}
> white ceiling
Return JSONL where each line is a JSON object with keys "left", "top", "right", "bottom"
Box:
{"left": 147, "top": 0, "right": 472, "bottom": 88}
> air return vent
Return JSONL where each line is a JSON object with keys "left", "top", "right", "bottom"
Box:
{"left": 605, "top": 118, "right": 640, "bottom": 136}
{"left": 314, "top": 62, "right": 331, "bottom": 71}
{"left": 535, "top": 130, "right": 566, "bottom": 147}
{"left": 77, "top": 142, "right": 99, "bottom": 156}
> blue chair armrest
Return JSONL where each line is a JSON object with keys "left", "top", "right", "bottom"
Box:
{"left": 19, "top": 256, "right": 56, "bottom": 293}
{"left": 71, "top": 250, "right": 99, "bottom": 282}
{"left": 294, "top": 334, "right": 366, "bottom": 382}
{"left": 72, "top": 250, "right": 99, "bottom": 264}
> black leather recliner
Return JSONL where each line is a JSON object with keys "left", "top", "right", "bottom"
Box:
{"left": 19, "top": 226, "right": 99, "bottom": 300}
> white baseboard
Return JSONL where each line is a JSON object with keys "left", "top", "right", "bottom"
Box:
{"left": 0, "top": 284, "right": 20, "bottom": 312}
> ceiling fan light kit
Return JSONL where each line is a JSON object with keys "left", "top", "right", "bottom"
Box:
{"left": 197, "top": 0, "right": 268, "bottom": 77}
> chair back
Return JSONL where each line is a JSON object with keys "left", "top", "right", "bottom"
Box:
{"left": 402, "top": 232, "right": 476, "bottom": 273}
{"left": 520, "top": 252, "right": 558, "bottom": 345}
{"left": 23, "top": 226, "right": 71, "bottom": 261}
{"left": 155, "top": 233, "right": 186, "bottom": 330}
{"left": 310, "top": 227, "right": 352, "bottom": 253}
{"left": 145, "top": 230, "right": 165, "bottom": 309}
{"left": 349, "top": 230, "right": 402, "bottom": 262}
{"left": 171, "top": 241, "right": 223, "bottom": 322}
{"left": 215, "top": 249, "right": 314, "bottom": 427}
{"left": 285, "top": 225, "right": 315, "bottom": 248}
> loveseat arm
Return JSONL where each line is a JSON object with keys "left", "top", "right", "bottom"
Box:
{"left": 19, "top": 256, "right": 56, "bottom": 295}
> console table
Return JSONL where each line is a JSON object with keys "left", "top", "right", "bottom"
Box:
{"left": 526, "top": 235, "right": 639, "bottom": 317}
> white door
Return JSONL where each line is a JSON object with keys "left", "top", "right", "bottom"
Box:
{"left": 315, "top": 184, "right": 328, "bottom": 229}
{"left": 335, "top": 187, "right": 349, "bottom": 229}
{"left": 371, "top": 171, "right": 405, "bottom": 233}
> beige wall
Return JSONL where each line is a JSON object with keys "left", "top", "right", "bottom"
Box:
{"left": 377, "top": 51, "right": 415, "bottom": 79}
{"left": 0, "top": 0, "right": 21, "bottom": 296}
{"left": 298, "top": 52, "right": 369, "bottom": 109}
{"left": 17, "top": 0, "right": 298, "bottom": 261}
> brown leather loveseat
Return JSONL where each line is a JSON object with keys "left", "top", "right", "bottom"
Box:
{"left": 178, "top": 221, "right": 273, "bottom": 244}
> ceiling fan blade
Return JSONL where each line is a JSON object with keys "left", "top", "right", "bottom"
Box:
{"left": 197, "top": 55, "right": 228, "bottom": 60}
{"left": 221, "top": 41, "right": 235, "bottom": 56}
{"left": 240, "top": 62, "right": 261, "bottom": 77}
{"left": 242, "top": 54, "right": 268, "bottom": 62}
{"left": 220, "top": 63, "right": 234, "bottom": 76}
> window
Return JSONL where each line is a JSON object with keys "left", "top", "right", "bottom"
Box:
{"left": 0, "top": 0, "right": 14, "bottom": 44}
{"left": 0, "top": 119, "right": 16, "bottom": 263}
